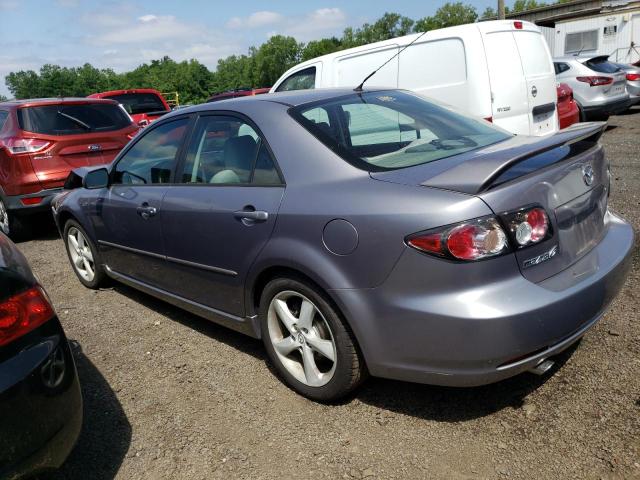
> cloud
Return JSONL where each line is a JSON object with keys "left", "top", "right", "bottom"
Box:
{"left": 283, "top": 8, "right": 347, "bottom": 40}
{"left": 227, "top": 11, "right": 284, "bottom": 29}
{"left": 0, "top": 0, "right": 18, "bottom": 10}
{"left": 89, "top": 14, "right": 202, "bottom": 45}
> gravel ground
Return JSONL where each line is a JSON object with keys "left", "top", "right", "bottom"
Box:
{"left": 19, "top": 110, "right": 640, "bottom": 480}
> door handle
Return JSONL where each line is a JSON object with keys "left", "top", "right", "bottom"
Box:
{"left": 136, "top": 204, "right": 157, "bottom": 220}
{"left": 233, "top": 209, "right": 268, "bottom": 222}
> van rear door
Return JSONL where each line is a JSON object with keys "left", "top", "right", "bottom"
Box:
{"left": 480, "top": 21, "right": 558, "bottom": 136}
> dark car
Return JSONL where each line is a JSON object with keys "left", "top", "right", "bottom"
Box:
{"left": 0, "top": 98, "right": 139, "bottom": 239}
{"left": 0, "top": 233, "right": 82, "bottom": 478}
{"left": 53, "top": 88, "right": 633, "bottom": 402}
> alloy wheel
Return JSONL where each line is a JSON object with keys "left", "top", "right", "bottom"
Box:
{"left": 67, "top": 227, "right": 95, "bottom": 282}
{"left": 267, "top": 291, "right": 337, "bottom": 387}
{"left": 0, "top": 199, "right": 9, "bottom": 236}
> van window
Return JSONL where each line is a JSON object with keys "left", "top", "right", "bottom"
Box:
{"left": 514, "top": 31, "right": 553, "bottom": 76}
{"left": 399, "top": 38, "right": 466, "bottom": 89}
{"left": 565, "top": 30, "right": 598, "bottom": 54}
{"left": 276, "top": 67, "right": 316, "bottom": 92}
{"left": 336, "top": 47, "right": 399, "bottom": 89}
{"left": 292, "top": 90, "right": 510, "bottom": 171}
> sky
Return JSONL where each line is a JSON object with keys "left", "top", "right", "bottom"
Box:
{"left": 0, "top": 0, "right": 502, "bottom": 96}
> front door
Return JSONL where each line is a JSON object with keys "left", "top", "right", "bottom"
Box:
{"left": 160, "top": 114, "right": 284, "bottom": 316}
{"left": 93, "top": 116, "right": 191, "bottom": 287}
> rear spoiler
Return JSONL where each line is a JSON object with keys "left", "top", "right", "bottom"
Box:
{"left": 421, "top": 122, "right": 606, "bottom": 194}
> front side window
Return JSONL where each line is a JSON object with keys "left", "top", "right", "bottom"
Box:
{"left": 180, "top": 115, "right": 280, "bottom": 185}
{"left": 276, "top": 67, "right": 316, "bottom": 92}
{"left": 113, "top": 118, "right": 189, "bottom": 185}
{"left": 291, "top": 91, "right": 510, "bottom": 171}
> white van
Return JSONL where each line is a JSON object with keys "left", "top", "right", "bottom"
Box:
{"left": 271, "top": 20, "right": 559, "bottom": 136}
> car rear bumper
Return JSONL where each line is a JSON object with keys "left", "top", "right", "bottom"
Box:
{"left": 582, "top": 97, "right": 631, "bottom": 117}
{"left": 0, "top": 318, "right": 82, "bottom": 479}
{"left": 4, "top": 188, "right": 64, "bottom": 214}
{"left": 332, "top": 210, "right": 634, "bottom": 387}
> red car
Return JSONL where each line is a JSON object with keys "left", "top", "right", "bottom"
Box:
{"left": 557, "top": 83, "right": 580, "bottom": 129}
{"left": 0, "top": 98, "right": 138, "bottom": 238}
{"left": 206, "top": 87, "right": 270, "bottom": 103}
{"left": 88, "top": 89, "right": 171, "bottom": 127}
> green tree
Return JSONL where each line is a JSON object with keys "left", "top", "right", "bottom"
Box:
{"left": 252, "top": 35, "right": 302, "bottom": 87}
{"left": 342, "top": 12, "right": 414, "bottom": 48}
{"left": 512, "top": 0, "right": 547, "bottom": 12}
{"left": 0, "top": 94, "right": 8, "bottom": 102}
{"left": 415, "top": 2, "right": 478, "bottom": 32}
{"left": 302, "top": 37, "right": 342, "bottom": 62}
{"left": 481, "top": 6, "right": 498, "bottom": 19}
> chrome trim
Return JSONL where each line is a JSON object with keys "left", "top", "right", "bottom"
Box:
{"left": 98, "top": 240, "right": 165, "bottom": 260}
{"left": 98, "top": 240, "right": 237, "bottom": 277}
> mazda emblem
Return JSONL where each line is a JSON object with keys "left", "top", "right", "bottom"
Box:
{"left": 582, "top": 164, "right": 594, "bottom": 186}
{"left": 531, "top": 86, "right": 538, "bottom": 98}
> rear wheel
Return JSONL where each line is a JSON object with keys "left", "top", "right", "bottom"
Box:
{"left": 260, "top": 277, "right": 366, "bottom": 402}
{"left": 64, "top": 220, "right": 106, "bottom": 289}
{"left": 0, "top": 198, "right": 28, "bottom": 240}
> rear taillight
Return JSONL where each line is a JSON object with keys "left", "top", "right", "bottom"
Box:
{"left": 4, "top": 137, "right": 50, "bottom": 155}
{"left": 626, "top": 73, "right": 640, "bottom": 81}
{"left": 407, "top": 207, "right": 553, "bottom": 261}
{"left": 514, "top": 21, "right": 523, "bottom": 29}
{"left": 576, "top": 76, "right": 613, "bottom": 87}
{"left": 20, "top": 196, "right": 44, "bottom": 206}
{"left": 0, "top": 286, "right": 55, "bottom": 347}
{"left": 407, "top": 216, "right": 509, "bottom": 261}
{"left": 501, "top": 206, "right": 552, "bottom": 248}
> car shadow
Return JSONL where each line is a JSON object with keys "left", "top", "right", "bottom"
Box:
{"left": 354, "top": 340, "right": 580, "bottom": 422}
{"left": 47, "top": 341, "right": 131, "bottom": 480}
{"left": 13, "top": 214, "right": 59, "bottom": 244}
{"left": 110, "top": 283, "right": 265, "bottom": 361}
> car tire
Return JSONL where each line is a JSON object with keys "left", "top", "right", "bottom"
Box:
{"left": 259, "top": 277, "right": 367, "bottom": 402}
{"left": 577, "top": 103, "right": 587, "bottom": 122}
{"left": 0, "top": 198, "right": 29, "bottom": 240}
{"left": 63, "top": 219, "right": 106, "bottom": 289}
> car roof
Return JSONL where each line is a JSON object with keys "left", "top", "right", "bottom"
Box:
{"left": 88, "top": 88, "right": 164, "bottom": 97}
{"left": 0, "top": 97, "right": 119, "bottom": 108}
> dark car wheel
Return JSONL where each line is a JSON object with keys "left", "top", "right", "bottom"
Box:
{"left": 0, "top": 198, "right": 28, "bottom": 240}
{"left": 260, "top": 277, "right": 366, "bottom": 402}
{"left": 63, "top": 220, "right": 106, "bottom": 289}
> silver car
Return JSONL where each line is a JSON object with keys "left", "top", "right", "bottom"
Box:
{"left": 611, "top": 62, "right": 640, "bottom": 105}
{"left": 554, "top": 55, "right": 629, "bottom": 120}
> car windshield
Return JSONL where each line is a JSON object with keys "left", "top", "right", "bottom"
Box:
{"left": 105, "top": 93, "right": 167, "bottom": 115}
{"left": 291, "top": 91, "right": 511, "bottom": 171}
{"left": 18, "top": 103, "right": 132, "bottom": 135}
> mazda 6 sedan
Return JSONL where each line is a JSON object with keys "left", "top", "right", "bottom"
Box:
{"left": 52, "top": 88, "right": 633, "bottom": 401}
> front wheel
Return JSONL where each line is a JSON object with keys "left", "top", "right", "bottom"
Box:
{"left": 64, "top": 220, "right": 106, "bottom": 289}
{"left": 260, "top": 277, "right": 366, "bottom": 402}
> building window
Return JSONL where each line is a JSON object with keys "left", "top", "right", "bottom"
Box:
{"left": 565, "top": 30, "right": 598, "bottom": 54}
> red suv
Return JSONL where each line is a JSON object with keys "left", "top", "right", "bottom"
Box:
{"left": 0, "top": 98, "right": 138, "bottom": 238}
{"left": 88, "top": 89, "right": 171, "bottom": 126}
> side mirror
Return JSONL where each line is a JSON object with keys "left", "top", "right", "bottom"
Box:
{"left": 83, "top": 168, "right": 109, "bottom": 189}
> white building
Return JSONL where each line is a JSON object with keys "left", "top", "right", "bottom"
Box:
{"left": 506, "top": 0, "right": 640, "bottom": 62}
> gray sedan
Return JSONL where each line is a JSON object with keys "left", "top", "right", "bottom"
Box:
{"left": 52, "top": 88, "right": 633, "bottom": 401}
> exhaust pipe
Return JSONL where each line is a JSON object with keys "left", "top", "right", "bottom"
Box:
{"left": 528, "top": 359, "right": 555, "bottom": 376}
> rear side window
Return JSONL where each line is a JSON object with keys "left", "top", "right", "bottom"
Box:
{"left": 0, "top": 111, "right": 8, "bottom": 131}
{"left": 585, "top": 58, "right": 620, "bottom": 74}
{"left": 276, "top": 67, "right": 316, "bottom": 92}
{"left": 292, "top": 91, "right": 510, "bottom": 171}
{"left": 105, "top": 93, "right": 167, "bottom": 115}
{"left": 554, "top": 62, "right": 570, "bottom": 74}
{"left": 18, "top": 103, "right": 132, "bottom": 135}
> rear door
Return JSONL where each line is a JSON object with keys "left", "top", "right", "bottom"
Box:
{"left": 18, "top": 102, "right": 134, "bottom": 189}
{"left": 160, "top": 114, "right": 284, "bottom": 316}
{"left": 91, "top": 116, "right": 191, "bottom": 287}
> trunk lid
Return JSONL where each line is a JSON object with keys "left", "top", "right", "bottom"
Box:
{"left": 371, "top": 122, "right": 608, "bottom": 282}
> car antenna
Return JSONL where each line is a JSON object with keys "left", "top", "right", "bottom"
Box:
{"left": 354, "top": 30, "right": 428, "bottom": 92}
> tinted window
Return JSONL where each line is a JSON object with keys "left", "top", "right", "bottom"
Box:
{"left": 565, "top": 30, "right": 598, "bottom": 54}
{"left": 585, "top": 58, "right": 621, "bottom": 74}
{"left": 0, "top": 111, "right": 8, "bottom": 131}
{"left": 18, "top": 103, "right": 132, "bottom": 135}
{"left": 113, "top": 118, "right": 188, "bottom": 185}
{"left": 276, "top": 67, "right": 316, "bottom": 92}
{"left": 292, "top": 91, "right": 510, "bottom": 171}
{"left": 106, "top": 93, "right": 167, "bottom": 115}
{"left": 180, "top": 116, "right": 280, "bottom": 185}
{"left": 554, "top": 62, "right": 570, "bottom": 74}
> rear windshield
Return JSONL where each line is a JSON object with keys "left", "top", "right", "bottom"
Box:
{"left": 18, "top": 103, "right": 132, "bottom": 135}
{"left": 105, "top": 93, "right": 167, "bottom": 115}
{"left": 290, "top": 91, "right": 511, "bottom": 171}
{"left": 585, "top": 58, "right": 621, "bottom": 74}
